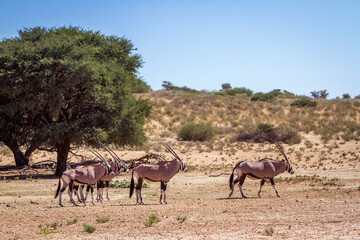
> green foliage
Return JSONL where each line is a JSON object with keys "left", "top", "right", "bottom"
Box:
{"left": 235, "top": 123, "right": 301, "bottom": 144}
{"left": 311, "top": 90, "right": 329, "bottom": 98}
{"left": 250, "top": 92, "right": 276, "bottom": 102}
{"left": 109, "top": 180, "right": 149, "bottom": 188}
{"left": 96, "top": 217, "right": 110, "bottom": 223}
{"left": 264, "top": 227, "right": 274, "bottom": 236}
{"left": 0, "top": 26, "right": 151, "bottom": 172}
{"left": 178, "top": 122, "right": 215, "bottom": 141}
{"left": 162, "top": 81, "right": 197, "bottom": 92}
{"left": 323, "top": 180, "right": 344, "bottom": 187}
{"left": 217, "top": 87, "right": 253, "bottom": 97}
{"left": 342, "top": 93, "right": 351, "bottom": 99}
{"left": 143, "top": 214, "right": 161, "bottom": 227}
{"left": 37, "top": 221, "right": 58, "bottom": 234}
{"left": 176, "top": 216, "right": 187, "bottom": 223}
{"left": 257, "top": 123, "right": 274, "bottom": 133}
{"left": 66, "top": 218, "right": 78, "bottom": 225}
{"left": 221, "top": 83, "right": 232, "bottom": 90}
{"left": 83, "top": 223, "right": 96, "bottom": 233}
{"left": 291, "top": 98, "right": 318, "bottom": 107}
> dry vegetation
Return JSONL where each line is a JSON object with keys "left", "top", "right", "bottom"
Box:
{"left": 1, "top": 90, "right": 360, "bottom": 239}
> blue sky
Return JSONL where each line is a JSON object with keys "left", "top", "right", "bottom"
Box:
{"left": 1, "top": 0, "right": 359, "bottom": 98}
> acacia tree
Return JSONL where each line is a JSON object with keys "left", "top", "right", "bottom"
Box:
{"left": 0, "top": 26, "right": 151, "bottom": 175}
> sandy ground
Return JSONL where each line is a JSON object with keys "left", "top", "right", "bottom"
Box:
{"left": 0, "top": 141, "right": 360, "bottom": 239}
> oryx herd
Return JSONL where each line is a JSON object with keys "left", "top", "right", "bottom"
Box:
{"left": 55, "top": 142, "right": 294, "bottom": 207}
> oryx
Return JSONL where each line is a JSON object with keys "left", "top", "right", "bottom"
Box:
{"left": 54, "top": 150, "right": 114, "bottom": 207}
{"left": 96, "top": 142, "right": 128, "bottom": 201}
{"left": 228, "top": 142, "right": 294, "bottom": 199}
{"left": 73, "top": 146, "right": 128, "bottom": 203}
{"left": 129, "top": 144, "right": 187, "bottom": 204}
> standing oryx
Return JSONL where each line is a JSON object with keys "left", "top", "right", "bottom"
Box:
{"left": 73, "top": 144, "right": 128, "bottom": 203}
{"left": 228, "top": 142, "right": 294, "bottom": 199}
{"left": 96, "top": 142, "right": 128, "bottom": 201}
{"left": 55, "top": 151, "right": 114, "bottom": 207}
{"left": 129, "top": 144, "right": 187, "bottom": 204}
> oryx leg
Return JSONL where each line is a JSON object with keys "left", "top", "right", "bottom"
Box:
{"left": 84, "top": 185, "right": 96, "bottom": 206}
{"left": 228, "top": 178, "right": 240, "bottom": 198}
{"left": 258, "top": 179, "right": 266, "bottom": 198}
{"left": 160, "top": 181, "right": 167, "bottom": 204}
{"left": 270, "top": 178, "right": 281, "bottom": 198}
{"left": 97, "top": 181, "right": 104, "bottom": 202}
{"left": 73, "top": 185, "right": 84, "bottom": 203}
{"left": 105, "top": 181, "right": 110, "bottom": 201}
{"left": 58, "top": 179, "right": 68, "bottom": 207}
{"left": 68, "top": 181, "right": 78, "bottom": 206}
{"left": 136, "top": 178, "right": 144, "bottom": 204}
{"left": 238, "top": 174, "right": 247, "bottom": 198}
{"left": 79, "top": 185, "right": 85, "bottom": 202}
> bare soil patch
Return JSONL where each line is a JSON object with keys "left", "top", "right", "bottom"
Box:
{"left": 1, "top": 141, "right": 360, "bottom": 239}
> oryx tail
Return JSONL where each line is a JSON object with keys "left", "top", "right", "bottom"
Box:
{"left": 55, "top": 179, "right": 61, "bottom": 199}
{"left": 229, "top": 161, "right": 243, "bottom": 189}
{"left": 129, "top": 170, "right": 135, "bottom": 198}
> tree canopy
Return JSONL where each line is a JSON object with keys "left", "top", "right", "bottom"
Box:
{"left": 0, "top": 26, "right": 151, "bottom": 175}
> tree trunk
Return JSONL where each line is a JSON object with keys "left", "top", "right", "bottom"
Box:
{"left": 5, "top": 142, "right": 29, "bottom": 167}
{"left": 55, "top": 136, "right": 71, "bottom": 176}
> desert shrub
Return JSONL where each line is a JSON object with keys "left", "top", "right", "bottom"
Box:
{"left": 235, "top": 123, "right": 301, "bottom": 144}
{"left": 176, "top": 215, "right": 187, "bottom": 223}
{"left": 96, "top": 217, "right": 110, "bottom": 223}
{"left": 109, "top": 180, "right": 149, "bottom": 188}
{"left": 291, "top": 98, "right": 318, "bottom": 107}
{"left": 143, "top": 214, "right": 161, "bottom": 227}
{"left": 342, "top": 93, "right": 351, "bottom": 99}
{"left": 250, "top": 92, "right": 275, "bottom": 102}
{"left": 38, "top": 222, "right": 58, "bottom": 234}
{"left": 66, "top": 218, "right": 78, "bottom": 225}
{"left": 178, "top": 122, "right": 215, "bottom": 141}
{"left": 83, "top": 224, "right": 96, "bottom": 233}
{"left": 217, "top": 87, "right": 253, "bottom": 97}
{"left": 264, "top": 227, "right": 275, "bottom": 236}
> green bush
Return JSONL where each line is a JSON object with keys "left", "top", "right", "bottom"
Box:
{"left": 291, "top": 98, "right": 318, "bottom": 107}
{"left": 342, "top": 93, "right": 351, "bottom": 99}
{"left": 235, "top": 123, "right": 301, "bottom": 144}
{"left": 109, "top": 180, "right": 150, "bottom": 188}
{"left": 96, "top": 217, "right": 110, "bottom": 223}
{"left": 83, "top": 223, "right": 96, "bottom": 233}
{"left": 66, "top": 218, "right": 78, "bottom": 225}
{"left": 178, "top": 122, "right": 215, "bottom": 141}
{"left": 217, "top": 87, "right": 253, "bottom": 97}
{"left": 250, "top": 92, "right": 276, "bottom": 102}
{"left": 143, "top": 214, "right": 161, "bottom": 227}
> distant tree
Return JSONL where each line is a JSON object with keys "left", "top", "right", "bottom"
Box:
{"left": 342, "top": 93, "right": 351, "bottom": 99}
{"left": 355, "top": 94, "right": 360, "bottom": 99}
{"left": 0, "top": 26, "right": 151, "bottom": 175}
{"left": 162, "top": 81, "right": 179, "bottom": 91}
{"left": 161, "top": 81, "right": 197, "bottom": 92}
{"left": 311, "top": 90, "right": 329, "bottom": 99}
{"left": 221, "top": 83, "right": 232, "bottom": 90}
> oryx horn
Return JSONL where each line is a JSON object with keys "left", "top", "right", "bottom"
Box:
{"left": 98, "top": 141, "right": 125, "bottom": 166}
{"left": 88, "top": 148, "right": 112, "bottom": 169}
{"left": 163, "top": 143, "right": 182, "bottom": 162}
{"left": 275, "top": 142, "right": 289, "bottom": 163}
